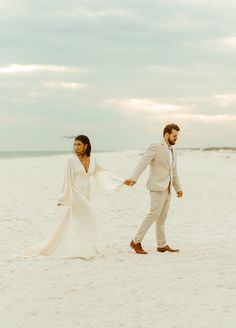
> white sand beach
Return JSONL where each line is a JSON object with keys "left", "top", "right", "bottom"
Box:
{"left": 0, "top": 150, "right": 235, "bottom": 328}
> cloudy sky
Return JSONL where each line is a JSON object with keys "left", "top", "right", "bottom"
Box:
{"left": 0, "top": 0, "right": 236, "bottom": 151}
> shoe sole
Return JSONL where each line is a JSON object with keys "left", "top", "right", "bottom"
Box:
{"left": 157, "top": 250, "right": 179, "bottom": 253}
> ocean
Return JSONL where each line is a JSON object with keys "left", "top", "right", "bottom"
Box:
{"left": 0, "top": 147, "right": 235, "bottom": 159}
{"left": 0, "top": 151, "right": 71, "bottom": 159}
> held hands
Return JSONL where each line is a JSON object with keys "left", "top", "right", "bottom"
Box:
{"left": 124, "top": 179, "right": 136, "bottom": 187}
{"left": 177, "top": 191, "right": 183, "bottom": 198}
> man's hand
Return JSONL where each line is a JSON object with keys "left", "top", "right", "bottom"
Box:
{"left": 177, "top": 191, "right": 183, "bottom": 198}
{"left": 124, "top": 179, "right": 136, "bottom": 186}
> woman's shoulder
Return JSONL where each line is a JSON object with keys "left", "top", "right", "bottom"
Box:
{"left": 65, "top": 153, "right": 76, "bottom": 164}
{"left": 89, "top": 155, "right": 96, "bottom": 166}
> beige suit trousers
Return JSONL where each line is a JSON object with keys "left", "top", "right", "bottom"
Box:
{"left": 134, "top": 188, "right": 171, "bottom": 247}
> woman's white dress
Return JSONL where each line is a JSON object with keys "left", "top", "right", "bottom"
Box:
{"left": 24, "top": 154, "right": 123, "bottom": 259}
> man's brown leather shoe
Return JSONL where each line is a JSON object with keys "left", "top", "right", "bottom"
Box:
{"left": 130, "top": 240, "right": 148, "bottom": 254}
{"left": 157, "top": 245, "right": 179, "bottom": 253}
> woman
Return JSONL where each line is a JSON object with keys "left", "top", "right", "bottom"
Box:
{"left": 24, "top": 135, "right": 123, "bottom": 260}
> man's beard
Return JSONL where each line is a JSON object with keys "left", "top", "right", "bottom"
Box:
{"left": 168, "top": 137, "right": 176, "bottom": 145}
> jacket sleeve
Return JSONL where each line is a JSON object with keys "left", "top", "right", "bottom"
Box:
{"left": 57, "top": 157, "right": 74, "bottom": 206}
{"left": 172, "top": 152, "right": 182, "bottom": 192}
{"left": 130, "top": 143, "right": 157, "bottom": 182}
{"left": 94, "top": 160, "right": 124, "bottom": 191}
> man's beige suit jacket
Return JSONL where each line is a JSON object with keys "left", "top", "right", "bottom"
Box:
{"left": 131, "top": 141, "right": 182, "bottom": 192}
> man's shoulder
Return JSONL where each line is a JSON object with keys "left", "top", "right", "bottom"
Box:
{"left": 142, "top": 143, "right": 163, "bottom": 158}
{"left": 147, "top": 141, "right": 162, "bottom": 147}
{"left": 147, "top": 142, "right": 162, "bottom": 150}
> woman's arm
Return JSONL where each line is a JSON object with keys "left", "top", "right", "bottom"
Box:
{"left": 57, "top": 157, "right": 74, "bottom": 206}
{"left": 94, "top": 160, "right": 124, "bottom": 191}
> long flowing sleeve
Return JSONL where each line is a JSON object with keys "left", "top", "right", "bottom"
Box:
{"left": 93, "top": 160, "right": 124, "bottom": 192}
{"left": 57, "top": 157, "right": 74, "bottom": 206}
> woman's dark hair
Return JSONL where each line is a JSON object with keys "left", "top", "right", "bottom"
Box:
{"left": 74, "top": 135, "right": 91, "bottom": 156}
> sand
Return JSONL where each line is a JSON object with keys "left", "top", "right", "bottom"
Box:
{"left": 0, "top": 149, "right": 235, "bottom": 327}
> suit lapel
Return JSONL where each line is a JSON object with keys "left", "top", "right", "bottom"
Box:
{"left": 171, "top": 148, "right": 175, "bottom": 169}
{"left": 161, "top": 142, "right": 171, "bottom": 168}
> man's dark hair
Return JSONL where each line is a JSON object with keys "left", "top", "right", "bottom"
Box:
{"left": 163, "top": 124, "right": 180, "bottom": 136}
{"left": 74, "top": 135, "right": 91, "bottom": 156}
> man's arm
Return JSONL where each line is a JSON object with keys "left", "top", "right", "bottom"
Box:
{"left": 172, "top": 154, "right": 183, "bottom": 197}
{"left": 124, "top": 143, "right": 157, "bottom": 186}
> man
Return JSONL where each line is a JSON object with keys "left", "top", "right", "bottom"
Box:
{"left": 124, "top": 124, "right": 183, "bottom": 254}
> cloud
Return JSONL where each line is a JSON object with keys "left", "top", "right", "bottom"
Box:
{"left": 222, "top": 36, "right": 236, "bottom": 48}
{"left": 0, "top": 64, "right": 79, "bottom": 74}
{"left": 56, "top": 6, "right": 134, "bottom": 19}
{"left": 167, "top": 0, "right": 236, "bottom": 7}
{"left": 43, "top": 81, "right": 87, "bottom": 90}
{"left": 214, "top": 94, "right": 236, "bottom": 106}
{"left": 106, "top": 97, "right": 236, "bottom": 122}
{"left": 171, "top": 114, "right": 236, "bottom": 122}
{"left": 137, "top": 65, "right": 186, "bottom": 75}
{"left": 1, "top": 1, "right": 236, "bottom": 149}
{"left": 107, "top": 98, "right": 189, "bottom": 115}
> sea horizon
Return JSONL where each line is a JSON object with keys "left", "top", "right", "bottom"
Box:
{"left": 0, "top": 147, "right": 236, "bottom": 159}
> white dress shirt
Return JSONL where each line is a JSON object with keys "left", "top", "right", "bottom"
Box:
{"left": 163, "top": 139, "right": 174, "bottom": 167}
